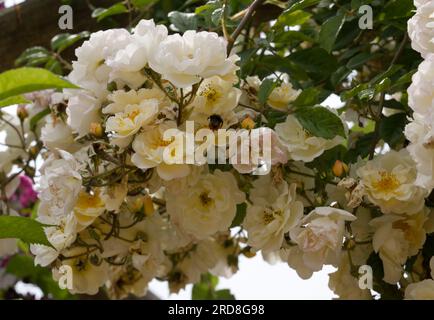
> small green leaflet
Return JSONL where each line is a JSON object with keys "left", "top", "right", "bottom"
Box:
{"left": 0, "top": 216, "right": 52, "bottom": 247}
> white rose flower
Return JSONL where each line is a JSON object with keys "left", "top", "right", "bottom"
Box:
{"left": 190, "top": 76, "right": 241, "bottom": 115}
{"left": 73, "top": 190, "right": 106, "bottom": 231}
{"left": 405, "top": 279, "right": 434, "bottom": 300}
{"left": 275, "top": 114, "right": 343, "bottom": 162}
{"left": 370, "top": 211, "right": 428, "bottom": 284}
{"left": 166, "top": 170, "right": 245, "bottom": 240}
{"left": 53, "top": 248, "right": 109, "bottom": 295}
{"left": 131, "top": 122, "right": 191, "bottom": 181}
{"left": 243, "top": 175, "right": 303, "bottom": 252}
{"left": 149, "top": 30, "right": 239, "bottom": 88}
{"left": 101, "top": 181, "right": 128, "bottom": 212}
{"left": 38, "top": 149, "right": 82, "bottom": 218}
{"left": 405, "top": 113, "right": 434, "bottom": 191}
{"left": 328, "top": 256, "right": 372, "bottom": 300}
{"left": 407, "top": 54, "right": 434, "bottom": 115}
{"left": 66, "top": 90, "right": 102, "bottom": 138}
{"left": 105, "top": 91, "right": 159, "bottom": 144}
{"left": 41, "top": 117, "right": 77, "bottom": 152}
{"left": 170, "top": 239, "right": 221, "bottom": 292}
{"left": 229, "top": 127, "right": 288, "bottom": 175}
{"left": 290, "top": 207, "right": 356, "bottom": 273}
{"left": 408, "top": 2, "right": 434, "bottom": 58}
{"left": 356, "top": 149, "right": 427, "bottom": 214}
{"left": 243, "top": 75, "right": 300, "bottom": 111}
{"left": 107, "top": 19, "right": 168, "bottom": 73}
{"left": 69, "top": 29, "right": 133, "bottom": 97}
{"left": 31, "top": 213, "right": 78, "bottom": 266}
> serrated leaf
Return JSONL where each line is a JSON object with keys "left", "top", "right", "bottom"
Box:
{"left": 295, "top": 106, "right": 345, "bottom": 139}
{"left": 0, "top": 216, "right": 52, "bottom": 247}
{"left": 319, "top": 13, "right": 346, "bottom": 53}
{"left": 0, "top": 67, "right": 78, "bottom": 101}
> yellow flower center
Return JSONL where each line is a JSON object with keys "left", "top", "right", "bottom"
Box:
{"left": 200, "top": 85, "right": 220, "bottom": 103}
{"left": 127, "top": 109, "right": 140, "bottom": 121}
{"left": 372, "top": 171, "right": 400, "bottom": 193}
{"left": 199, "top": 191, "right": 213, "bottom": 208}
{"left": 75, "top": 191, "right": 103, "bottom": 209}
{"left": 262, "top": 209, "right": 282, "bottom": 225}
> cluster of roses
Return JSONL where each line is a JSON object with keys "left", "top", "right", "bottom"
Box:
{"left": 0, "top": 8, "right": 433, "bottom": 299}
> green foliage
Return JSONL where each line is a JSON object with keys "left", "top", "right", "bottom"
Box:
{"left": 192, "top": 273, "right": 235, "bottom": 300}
{"left": 230, "top": 203, "right": 247, "bottom": 228}
{"left": 6, "top": 255, "right": 75, "bottom": 299}
{"left": 0, "top": 216, "right": 52, "bottom": 247}
{"left": 51, "top": 32, "right": 90, "bottom": 54}
{"left": 0, "top": 95, "right": 30, "bottom": 108}
{"left": 92, "top": 3, "right": 129, "bottom": 22}
{"left": 0, "top": 68, "right": 78, "bottom": 101}
{"left": 295, "top": 106, "right": 346, "bottom": 139}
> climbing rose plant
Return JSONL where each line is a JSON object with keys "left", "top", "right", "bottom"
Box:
{"left": 0, "top": 0, "right": 433, "bottom": 300}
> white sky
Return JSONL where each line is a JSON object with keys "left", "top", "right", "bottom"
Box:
{"left": 150, "top": 255, "right": 336, "bottom": 300}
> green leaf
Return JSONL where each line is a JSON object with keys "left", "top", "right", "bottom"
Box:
{"left": 295, "top": 106, "right": 345, "bottom": 139}
{"left": 192, "top": 273, "right": 235, "bottom": 300}
{"left": 383, "top": 0, "right": 414, "bottom": 20}
{"left": 131, "top": 0, "right": 159, "bottom": 8}
{"left": 30, "top": 108, "right": 51, "bottom": 131}
{"left": 275, "top": 10, "right": 312, "bottom": 28}
{"left": 0, "top": 67, "right": 78, "bottom": 101}
{"left": 258, "top": 78, "right": 277, "bottom": 106}
{"left": 287, "top": 47, "right": 338, "bottom": 81}
{"left": 214, "top": 289, "right": 236, "bottom": 300}
{"left": 0, "top": 216, "right": 52, "bottom": 247}
{"left": 15, "top": 47, "right": 51, "bottom": 67}
{"left": 51, "top": 32, "right": 90, "bottom": 53}
{"left": 347, "top": 52, "right": 379, "bottom": 69}
{"left": 319, "top": 13, "right": 346, "bottom": 53}
{"left": 379, "top": 113, "right": 407, "bottom": 147}
{"left": 92, "top": 3, "right": 128, "bottom": 22}
{"left": 285, "top": 0, "right": 321, "bottom": 14}
{"left": 292, "top": 87, "right": 321, "bottom": 108}
{"left": 0, "top": 95, "right": 30, "bottom": 108}
{"left": 231, "top": 203, "right": 247, "bottom": 228}
{"left": 168, "top": 11, "right": 198, "bottom": 32}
